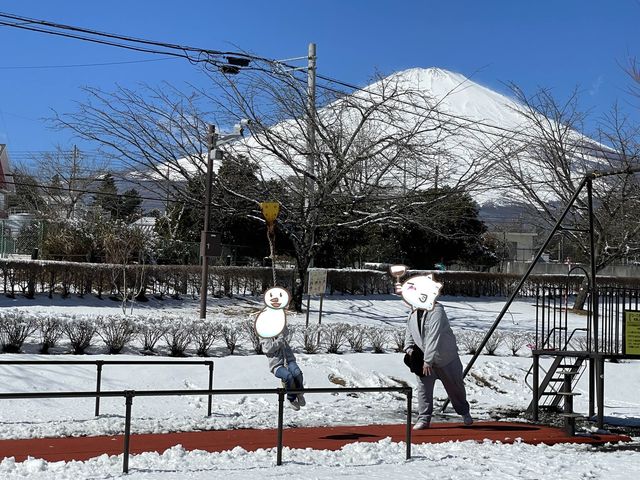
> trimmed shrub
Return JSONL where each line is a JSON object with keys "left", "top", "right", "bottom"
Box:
{"left": 97, "top": 317, "right": 137, "bottom": 354}
{"left": 367, "top": 327, "right": 387, "bottom": 353}
{"left": 503, "top": 332, "right": 528, "bottom": 356}
{"left": 241, "top": 318, "right": 263, "bottom": 355}
{"left": 458, "top": 330, "right": 484, "bottom": 355}
{"left": 390, "top": 327, "right": 406, "bottom": 352}
{"left": 193, "top": 320, "right": 223, "bottom": 356}
{"left": 139, "top": 320, "right": 168, "bottom": 353}
{"left": 483, "top": 331, "right": 504, "bottom": 355}
{"left": 323, "top": 323, "right": 350, "bottom": 353}
{"left": 64, "top": 318, "right": 97, "bottom": 354}
{"left": 37, "top": 316, "right": 64, "bottom": 354}
{"left": 222, "top": 322, "right": 242, "bottom": 355}
{"left": 346, "top": 325, "right": 367, "bottom": 353}
{"left": 299, "top": 325, "right": 322, "bottom": 354}
{"left": 163, "top": 323, "right": 192, "bottom": 356}
{"left": 0, "top": 310, "right": 37, "bottom": 353}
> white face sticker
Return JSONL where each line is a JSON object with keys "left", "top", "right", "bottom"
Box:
{"left": 255, "top": 307, "right": 287, "bottom": 338}
{"left": 400, "top": 274, "right": 443, "bottom": 311}
{"left": 264, "top": 287, "right": 290, "bottom": 310}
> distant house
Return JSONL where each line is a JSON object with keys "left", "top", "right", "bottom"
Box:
{"left": 132, "top": 216, "right": 156, "bottom": 233}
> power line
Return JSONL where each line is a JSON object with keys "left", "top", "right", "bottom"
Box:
{"left": 0, "top": 57, "right": 177, "bottom": 70}
{"left": 0, "top": 11, "right": 620, "bottom": 163}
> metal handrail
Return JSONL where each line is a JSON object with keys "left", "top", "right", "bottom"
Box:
{"left": 0, "top": 385, "right": 413, "bottom": 473}
{"left": 0, "top": 359, "right": 215, "bottom": 416}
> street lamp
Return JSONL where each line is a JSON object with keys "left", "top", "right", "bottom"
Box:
{"left": 199, "top": 122, "right": 247, "bottom": 319}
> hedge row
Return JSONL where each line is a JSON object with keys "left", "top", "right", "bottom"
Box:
{"left": 1, "top": 259, "right": 639, "bottom": 299}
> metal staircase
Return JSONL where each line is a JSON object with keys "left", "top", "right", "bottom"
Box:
{"left": 528, "top": 355, "right": 586, "bottom": 434}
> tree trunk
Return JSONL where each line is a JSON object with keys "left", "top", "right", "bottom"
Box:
{"left": 292, "top": 265, "right": 308, "bottom": 313}
{"left": 572, "top": 277, "right": 590, "bottom": 311}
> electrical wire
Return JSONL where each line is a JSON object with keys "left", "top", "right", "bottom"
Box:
{"left": 0, "top": 11, "right": 626, "bottom": 170}
{"left": 0, "top": 57, "right": 177, "bottom": 70}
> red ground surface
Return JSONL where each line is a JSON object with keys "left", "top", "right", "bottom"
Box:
{"left": 0, "top": 421, "right": 631, "bottom": 463}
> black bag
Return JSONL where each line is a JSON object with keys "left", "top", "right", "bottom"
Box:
{"left": 404, "top": 309, "right": 425, "bottom": 376}
{"left": 403, "top": 347, "right": 424, "bottom": 377}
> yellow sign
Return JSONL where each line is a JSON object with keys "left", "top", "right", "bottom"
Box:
{"left": 260, "top": 202, "right": 280, "bottom": 224}
{"left": 624, "top": 310, "right": 640, "bottom": 355}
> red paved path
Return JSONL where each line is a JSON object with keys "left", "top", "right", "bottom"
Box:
{"left": 0, "top": 422, "right": 631, "bottom": 463}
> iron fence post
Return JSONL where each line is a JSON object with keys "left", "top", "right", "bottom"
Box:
{"left": 277, "top": 389, "right": 284, "bottom": 466}
{"left": 588, "top": 357, "right": 595, "bottom": 418}
{"left": 532, "top": 354, "right": 539, "bottom": 422}
{"left": 123, "top": 390, "right": 134, "bottom": 474}
{"left": 95, "top": 361, "right": 104, "bottom": 417}
{"left": 405, "top": 387, "right": 412, "bottom": 460}
{"left": 596, "top": 356, "right": 605, "bottom": 429}
{"left": 207, "top": 361, "right": 214, "bottom": 417}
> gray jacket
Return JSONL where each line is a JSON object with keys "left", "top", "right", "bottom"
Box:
{"left": 262, "top": 329, "right": 296, "bottom": 373}
{"left": 404, "top": 303, "right": 459, "bottom": 368}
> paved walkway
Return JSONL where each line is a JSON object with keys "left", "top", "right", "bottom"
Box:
{"left": 0, "top": 421, "right": 631, "bottom": 463}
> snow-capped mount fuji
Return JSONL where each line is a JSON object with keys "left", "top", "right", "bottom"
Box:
{"left": 365, "top": 67, "right": 528, "bottom": 134}
{"left": 135, "top": 67, "right": 604, "bottom": 211}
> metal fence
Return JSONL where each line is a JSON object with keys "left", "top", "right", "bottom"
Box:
{"left": 0, "top": 218, "right": 43, "bottom": 258}
{"left": 0, "top": 359, "right": 214, "bottom": 415}
{"left": 0, "top": 385, "right": 413, "bottom": 473}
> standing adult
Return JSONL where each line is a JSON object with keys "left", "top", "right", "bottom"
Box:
{"left": 405, "top": 302, "right": 473, "bottom": 429}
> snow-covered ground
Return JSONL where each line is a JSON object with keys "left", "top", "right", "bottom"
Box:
{"left": 0, "top": 293, "right": 638, "bottom": 479}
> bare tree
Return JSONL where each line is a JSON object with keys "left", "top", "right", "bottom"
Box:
{"left": 202, "top": 69, "right": 491, "bottom": 309}
{"left": 56, "top": 68, "right": 491, "bottom": 310}
{"left": 103, "top": 222, "right": 150, "bottom": 314}
{"left": 487, "top": 86, "right": 640, "bottom": 308}
{"left": 14, "top": 146, "right": 107, "bottom": 219}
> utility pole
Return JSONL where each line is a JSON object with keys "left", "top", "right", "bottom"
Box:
{"left": 306, "top": 42, "right": 317, "bottom": 269}
{"left": 199, "top": 125, "right": 217, "bottom": 319}
{"left": 71, "top": 145, "right": 79, "bottom": 217}
{"left": 305, "top": 43, "right": 317, "bottom": 207}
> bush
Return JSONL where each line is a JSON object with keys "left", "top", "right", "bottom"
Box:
{"left": 163, "top": 323, "right": 192, "bottom": 356}
{"left": 241, "top": 318, "right": 263, "bottom": 355}
{"left": 37, "top": 316, "right": 64, "bottom": 354}
{"left": 222, "top": 322, "right": 242, "bottom": 355}
{"left": 323, "top": 323, "right": 350, "bottom": 353}
{"left": 139, "top": 319, "right": 168, "bottom": 353}
{"left": 367, "top": 327, "right": 387, "bottom": 353}
{"left": 483, "top": 331, "right": 503, "bottom": 355}
{"left": 571, "top": 334, "right": 589, "bottom": 352}
{"left": 193, "top": 320, "right": 223, "bottom": 356}
{"left": 299, "top": 325, "right": 322, "bottom": 354}
{"left": 503, "top": 332, "right": 528, "bottom": 356}
{"left": 346, "top": 325, "right": 367, "bottom": 353}
{"left": 64, "top": 318, "right": 97, "bottom": 354}
{"left": 0, "top": 310, "right": 37, "bottom": 353}
{"left": 390, "top": 327, "right": 406, "bottom": 352}
{"left": 97, "top": 316, "right": 137, "bottom": 354}
{"left": 457, "top": 330, "right": 484, "bottom": 355}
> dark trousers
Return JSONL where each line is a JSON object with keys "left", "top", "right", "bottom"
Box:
{"left": 275, "top": 361, "right": 303, "bottom": 401}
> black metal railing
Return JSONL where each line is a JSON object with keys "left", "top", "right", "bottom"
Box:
{"left": 0, "top": 386, "right": 413, "bottom": 473}
{"left": 0, "top": 359, "right": 214, "bottom": 415}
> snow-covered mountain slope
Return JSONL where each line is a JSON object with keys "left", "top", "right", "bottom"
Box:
{"left": 142, "top": 68, "right": 606, "bottom": 208}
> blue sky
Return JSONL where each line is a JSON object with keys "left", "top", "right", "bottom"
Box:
{"left": 0, "top": 0, "right": 638, "bottom": 160}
